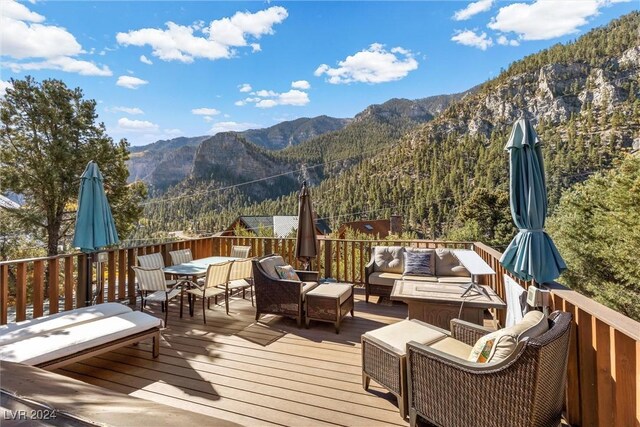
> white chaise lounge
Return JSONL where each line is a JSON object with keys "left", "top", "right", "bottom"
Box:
{"left": 0, "top": 303, "right": 162, "bottom": 370}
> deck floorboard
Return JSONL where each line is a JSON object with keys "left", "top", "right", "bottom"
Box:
{"left": 57, "top": 289, "right": 411, "bottom": 426}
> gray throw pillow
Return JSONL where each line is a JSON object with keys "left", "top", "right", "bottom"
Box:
{"left": 403, "top": 251, "right": 434, "bottom": 276}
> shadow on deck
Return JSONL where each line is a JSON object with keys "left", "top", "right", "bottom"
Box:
{"left": 56, "top": 287, "right": 412, "bottom": 426}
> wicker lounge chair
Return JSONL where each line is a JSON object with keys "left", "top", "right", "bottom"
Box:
{"left": 252, "top": 254, "right": 319, "bottom": 327}
{"left": 406, "top": 311, "right": 572, "bottom": 427}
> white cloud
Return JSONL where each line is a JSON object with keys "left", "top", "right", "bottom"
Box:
{"left": 250, "top": 43, "right": 261, "bottom": 52}
{"left": 3, "top": 56, "right": 112, "bottom": 76}
{"left": 237, "top": 89, "right": 310, "bottom": 109}
{"left": 0, "top": 0, "right": 111, "bottom": 76}
{"left": 116, "top": 6, "right": 287, "bottom": 63}
{"left": 291, "top": 80, "right": 310, "bottom": 90}
{"left": 2, "top": 0, "right": 44, "bottom": 22}
{"left": 256, "top": 99, "right": 278, "bottom": 108}
{"left": 209, "top": 121, "right": 260, "bottom": 133}
{"left": 453, "top": 0, "right": 494, "bottom": 21}
{"left": 496, "top": 35, "right": 520, "bottom": 46}
{"left": 140, "top": 55, "right": 153, "bottom": 65}
{"left": 116, "top": 75, "right": 148, "bottom": 89}
{"left": 0, "top": 80, "right": 12, "bottom": 97}
{"left": 110, "top": 106, "right": 144, "bottom": 115}
{"left": 191, "top": 107, "right": 221, "bottom": 116}
{"left": 238, "top": 83, "right": 252, "bottom": 92}
{"left": 451, "top": 29, "right": 493, "bottom": 50}
{"left": 314, "top": 43, "right": 418, "bottom": 84}
{"left": 487, "top": 0, "right": 623, "bottom": 41}
{"left": 118, "top": 117, "right": 158, "bottom": 131}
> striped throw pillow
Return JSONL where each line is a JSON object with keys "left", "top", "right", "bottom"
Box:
{"left": 403, "top": 251, "right": 433, "bottom": 276}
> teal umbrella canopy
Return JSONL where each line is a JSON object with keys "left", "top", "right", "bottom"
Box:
{"left": 72, "top": 161, "right": 119, "bottom": 253}
{"left": 499, "top": 118, "right": 566, "bottom": 284}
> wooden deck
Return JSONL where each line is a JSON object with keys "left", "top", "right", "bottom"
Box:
{"left": 56, "top": 288, "right": 412, "bottom": 426}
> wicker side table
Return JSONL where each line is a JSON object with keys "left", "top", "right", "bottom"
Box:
{"left": 305, "top": 283, "right": 354, "bottom": 333}
{"left": 361, "top": 320, "right": 448, "bottom": 419}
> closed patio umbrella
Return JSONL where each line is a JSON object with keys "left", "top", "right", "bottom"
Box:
{"left": 500, "top": 118, "right": 566, "bottom": 284}
{"left": 72, "top": 161, "right": 119, "bottom": 305}
{"left": 295, "top": 181, "right": 318, "bottom": 271}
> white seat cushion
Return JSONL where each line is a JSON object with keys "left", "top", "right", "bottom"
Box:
{"left": 364, "top": 319, "right": 446, "bottom": 356}
{"left": 0, "top": 311, "right": 162, "bottom": 366}
{"left": 402, "top": 275, "right": 439, "bottom": 283}
{"left": 368, "top": 272, "right": 403, "bottom": 286}
{"left": 301, "top": 282, "right": 319, "bottom": 300}
{"left": 306, "top": 284, "right": 352, "bottom": 305}
{"left": 0, "top": 303, "right": 132, "bottom": 346}
{"left": 429, "top": 337, "right": 473, "bottom": 360}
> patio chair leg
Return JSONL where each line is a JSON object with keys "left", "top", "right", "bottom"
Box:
{"left": 152, "top": 333, "right": 160, "bottom": 358}
{"left": 189, "top": 295, "right": 194, "bottom": 317}
{"left": 225, "top": 292, "right": 229, "bottom": 315}
{"left": 409, "top": 410, "right": 417, "bottom": 427}
{"left": 202, "top": 296, "right": 207, "bottom": 325}
{"left": 250, "top": 285, "right": 254, "bottom": 307}
{"left": 164, "top": 296, "right": 169, "bottom": 326}
{"left": 362, "top": 373, "right": 370, "bottom": 390}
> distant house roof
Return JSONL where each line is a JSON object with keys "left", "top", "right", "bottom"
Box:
{"left": 224, "top": 215, "right": 331, "bottom": 237}
{"left": 338, "top": 219, "right": 390, "bottom": 238}
{"left": 0, "top": 195, "right": 20, "bottom": 209}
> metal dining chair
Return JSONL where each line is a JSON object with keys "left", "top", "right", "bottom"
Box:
{"left": 225, "top": 258, "right": 255, "bottom": 306}
{"left": 230, "top": 245, "right": 251, "bottom": 258}
{"left": 132, "top": 266, "right": 181, "bottom": 325}
{"left": 138, "top": 252, "right": 176, "bottom": 288}
{"left": 169, "top": 249, "right": 193, "bottom": 265}
{"left": 184, "top": 261, "right": 234, "bottom": 323}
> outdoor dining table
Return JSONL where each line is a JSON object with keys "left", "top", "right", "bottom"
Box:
{"left": 163, "top": 256, "right": 239, "bottom": 317}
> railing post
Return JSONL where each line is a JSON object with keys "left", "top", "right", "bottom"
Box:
{"left": 48, "top": 258, "right": 59, "bottom": 314}
{"left": 127, "top": 248, "right": 136, "bottom": 305}
{"left": 324, "top": 239, "right": 332, "bottom": 279}
{"left": 0, "top": 264, "right": 8, "bottom": 325}
{"left": 16, "top": 262, "right": 27, "bottom": 321}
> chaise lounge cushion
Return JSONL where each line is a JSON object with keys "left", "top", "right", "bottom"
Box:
{"left": 373, "top": 246, "right": 405, "bottom": 274}
{"left": 0, "top": 303, "right": 132, "bottom": 346}
{"left": 0, "top": 311, "right": 162, "bottom": 366}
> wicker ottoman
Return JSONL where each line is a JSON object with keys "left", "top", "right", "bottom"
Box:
{"left": 361, "top": 320, "right": 447, "bottom": 419}
{"left": 305, "top": 283, "right": 354, "bottom": 333}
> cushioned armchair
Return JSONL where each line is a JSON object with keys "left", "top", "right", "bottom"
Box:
{"left": 406, "top": 311, "right": 572, "bottom": 427}
{"left": 252, "top": 254, "right": 319, "bottom": 327}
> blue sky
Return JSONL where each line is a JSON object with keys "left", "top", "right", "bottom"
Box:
{"left": 1, "top": 0, "right": 636, "bottom": 146}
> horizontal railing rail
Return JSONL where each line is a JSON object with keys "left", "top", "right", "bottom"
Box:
{"left": 0, "top": 236, "right": 637, "bottom": 426}
{"left": 473, "top": 241, "right": 639, "bottom": 427}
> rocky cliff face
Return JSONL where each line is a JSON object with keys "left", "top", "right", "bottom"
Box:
{"left": 241, "top": 116, "right": 350, "bottom": 150}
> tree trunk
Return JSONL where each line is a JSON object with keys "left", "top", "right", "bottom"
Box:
{"left": 47, "top": 222, "right": 61, "bottom": 256}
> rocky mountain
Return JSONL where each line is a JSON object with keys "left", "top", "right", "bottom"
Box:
{"left": 241, "top": 116, "right": 350, "bottom": 150}
{"left": 137, "top": 12, "right": 640, "bottom": 237}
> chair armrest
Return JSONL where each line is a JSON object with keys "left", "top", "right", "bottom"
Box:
{"left": 296, "top": 270, "right": 319, "bottom": 282}
{"left": 364, "top": 253, "right": 375, "bottom": 283}
{"left": 450, "top": 319, "right": 493, "bottom": 346}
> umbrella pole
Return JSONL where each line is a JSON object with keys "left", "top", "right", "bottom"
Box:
{"left": 85, "top": 253, "right": 93, "bottom": 306}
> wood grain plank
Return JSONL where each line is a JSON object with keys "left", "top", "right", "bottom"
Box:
{"left": 127, "top": 248, "right": 136, "bottom": 304}
{"left": 0, "top": 264, "right": 8, "bottom": 324}
{"left": 48, "top": 258, "right": 59, "bottom": 314}
{"left": 16, "top": 262, "right": 27, "bottom": 321}
{"left": 577, "top": 308, "right": 598, "bottom": 426}
{"left": 107, "top": 251, "right": 116, "bottom": 302}
{"left": 64, "top": 257, "right": 74, "bottom": 310}
{"left": 613, "top": 330, "right": 638, "bottom": 427}
{"left": 32, "top": 260, "right": 44, "bottom": 318}
{"left": 118, "top": 250, "right": 126, "bottom": 300}
{"left": 563, "top": 300, "right": 582, "bottom": 426}
{"left": 595, "top": 319, "right": 615, "bottom": 427}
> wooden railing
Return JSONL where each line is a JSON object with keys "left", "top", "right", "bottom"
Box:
{"left": 473, "top": 242, "right": 639, "bottom": 427}
{"left": 0, "top": 236, "right": 637, "bottom": 426}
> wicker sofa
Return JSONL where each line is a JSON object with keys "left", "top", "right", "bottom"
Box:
{"left": 406, "top": 311, "right": 572, "bottom": 427}
{"left": 365, "top": 246, "right": 470, "bottom": 302}
{"left": 252, "top": 254, "right": 320, "bottom": 327}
